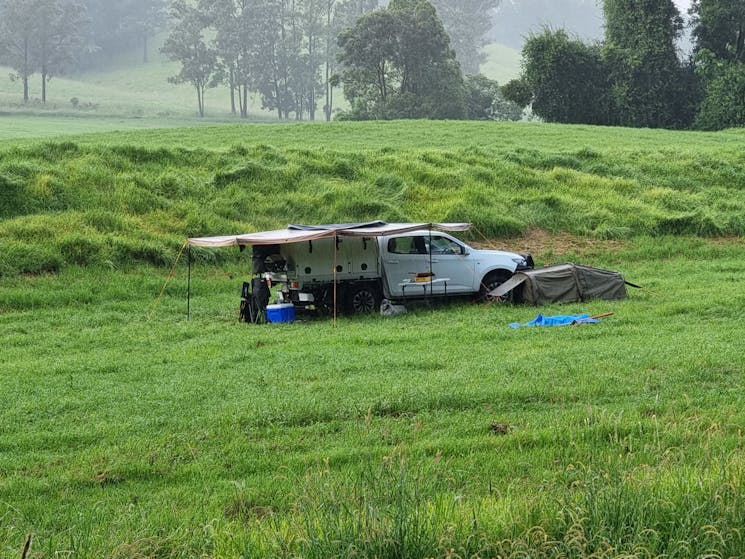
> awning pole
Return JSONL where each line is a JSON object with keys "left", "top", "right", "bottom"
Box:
{"left": 428, "top": 225, "right": 433, "bottom": 299}
{"left": 187, "top": 244, "right": 191, "bottom": 321}
{"left": 333, "top": 232, "right": 337, "bottom": 327}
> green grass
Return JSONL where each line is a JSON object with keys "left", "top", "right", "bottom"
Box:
{"left": 2, "top": 240, "right": 745, "bottom": 557}
{"left": 2, "top": 121, "right": 745, "bottom": 278}
{"left": 2, "top": 120, "right": 745, "bottom": 556}
{"left": 480, "top": 42, "right": 522, "bottom": 84}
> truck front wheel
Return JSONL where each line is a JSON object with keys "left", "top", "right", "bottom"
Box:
{"left": 479, "top": 270, "right": 512, "bottom": 301}
{"left": 348, "top": 284, "right": 381, "bottom": 314}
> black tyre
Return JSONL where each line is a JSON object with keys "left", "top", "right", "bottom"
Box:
{"left": 348, "top": 284, "right": 381, "bottom": 314}
{"left": 479, "top": 270, "right": 512, "bottom": 301}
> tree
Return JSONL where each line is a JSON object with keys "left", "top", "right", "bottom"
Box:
{"left": 690, "top": 0, "right": 745, "bottom": 129}
{"left": 690, "top": 0, "right": 745, "bottom": 62}
{"left": 501, "top": 77, "right": 532, "bottom": 108}
{"left": 253, "top": 0, "right": 301, "bottom": 120}
{"left": 520, "top": 29, "right": 612, "bottom": 124}
{"left": 430, "top": 0, "right": 500, "bottom": 74}
{"left": 161, "top": 0, "right": 218, "bottom": 117}
{"left": 694, "top": 58, "right": 745, "bottom": 129}
{"left": 35, "top": 0, "right": 87, "bottom": 103}
{"left": 337, "top": 9, "right": 399, "bottom": 117}
{"left": 464, "top": 73, "right": 521, "bottom": 120}
{"left": 338, "top": 0, "right": 465, "bottom": 120}
{"left": 121, "top": 0, "right": 167, "bottom": 63}
{"left": 0, "top": 0, "right": 43, "bottom": 102}
{"left": 210, "top": 0, "right": 263, "bottom": 118}
{"left": 603, "top": 0, "right": 690, "bottom": 128}
{"left": 321, "top": 0, "right": 379, "bottom": 120}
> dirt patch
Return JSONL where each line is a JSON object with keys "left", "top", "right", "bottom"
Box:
{"left": 490, "top": 422, "right": 512, "bottom": 435}
{"left": 473, "top": 229, "right": 628, "bottom": 262}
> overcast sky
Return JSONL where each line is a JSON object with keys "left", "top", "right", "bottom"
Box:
{"left": 674, "top": 0, "right": 692, "bottom": 14}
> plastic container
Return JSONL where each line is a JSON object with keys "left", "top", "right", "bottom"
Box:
{"left": 266, "top": 303, "right": 295, "bottom": 323}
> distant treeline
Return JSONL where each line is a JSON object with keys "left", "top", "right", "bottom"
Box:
{"left": 0, "top": 0, "right": 507, "bottom": 121}
{"left": 503, "top": 0, "right": 745, "bottom": 131}
{"left": 160, "top": 0, "right": 508, "bottom": 120}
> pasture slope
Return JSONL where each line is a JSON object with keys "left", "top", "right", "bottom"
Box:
{"left": 1, "top": 120, "right": 745, "bottom": 558}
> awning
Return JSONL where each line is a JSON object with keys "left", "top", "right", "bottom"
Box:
{"left": 187, "top": 222, "right": 472, "bottom": 248}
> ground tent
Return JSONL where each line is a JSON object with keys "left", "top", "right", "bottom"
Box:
{"left": 488, "top": 263, "right": 627, "bottom": 305}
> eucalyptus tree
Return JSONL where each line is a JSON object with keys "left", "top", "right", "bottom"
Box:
{"left": 321, "top": 0, "right": 379, "bottom": 120}
{"left": 35, "top": 0, "right": 87, "bottom": 103}
{"left": 296, "top": 0, "right": 326, "bottom": 120}
{"left": 121, "top": 0, "right": 167, "bottom": 63}
{"left": 430, "top": 0, "right": 500, "bottom": 74}
{"left": 690, "top": 0, "right": 745, "bottom": 62}
{"left": 603, "top": 0, "right": 689, "bottom": 128}
{"left": 0, "top": 0, "right": 40, "bottom": 102}
{"left": 161, "top": 0, "right": 218, "bottom": 117}
{"left": 252, "top": 0, "right": 299, "bottom": 119}
{"left": 210, "top": 0, "right": 263, "bottom": 117}
{"left": 0, "top": 0, "right": 87, "bottom": 103}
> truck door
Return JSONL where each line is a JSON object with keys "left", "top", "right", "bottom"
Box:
{"left": 427, "top": 235, "right": 476, "bottom": 294}
{"left": 383, "top": 235, "right": 442, "bottom": 297}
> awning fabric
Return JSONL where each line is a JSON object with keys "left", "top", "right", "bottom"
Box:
{"left": 187, "top": 222, "right": 472, "bottom": 248}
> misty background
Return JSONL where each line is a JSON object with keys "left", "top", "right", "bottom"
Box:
{"left": 0, "top": 0, "right": 698, "bottom": 121}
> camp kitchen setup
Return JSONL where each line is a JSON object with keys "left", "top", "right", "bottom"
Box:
{"left": 186, "top": 221, "right": 534, "bottom": 323}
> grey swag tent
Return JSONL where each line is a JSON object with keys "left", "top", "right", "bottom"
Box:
{"left": 488, "top": 263, "right": 628, "bottom": 305}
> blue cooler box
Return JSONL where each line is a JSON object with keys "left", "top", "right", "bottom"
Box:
{"left": 266, "top": 303, "right": 295, "bottom": 323}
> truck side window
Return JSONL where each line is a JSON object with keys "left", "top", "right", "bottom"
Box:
{"left": 388, "top": 236, "right": 427, "bottom": 254}
{"left": 430, "top": 236, "right": 463, "bottom": 255}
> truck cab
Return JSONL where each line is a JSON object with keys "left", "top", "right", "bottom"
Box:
{"left": 379, "top": 230, "right": 532, "bottom": 298}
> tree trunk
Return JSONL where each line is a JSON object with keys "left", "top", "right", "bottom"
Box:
{"left": 41, "top": 69, "right": 47, "bottom": 104}
{"left": 230, "top": 68, "right": 237, "bottom": 115}
{"left": 242, "top": 84, "right": 248, "bottom": 118}
{"left": 23, "top": 37, "right": 29, "bottom": 103}
{"left": 329, "top": 85, "right": 333, "bottom": 121}
{"left": 196, "top": 84, "right": 204, "bottom": 117}
{"left": 325, "top": 0, "right": 332, "bottom": 121}
{"left": 143, "top": 34, "right": 148, "bottom": 63}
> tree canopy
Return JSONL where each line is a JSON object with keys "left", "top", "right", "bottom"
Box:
{"left": 510, "top": 0, "right": 732, "bottom": 129}
{"left": 338, "top": 0, "right": 466, "bottom": 119}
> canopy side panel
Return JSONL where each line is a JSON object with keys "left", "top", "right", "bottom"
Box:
{"left": 576, "top": 265, "right": 628, "bottom": 301}
{"left": 527, "top": 266, "right": 581, "bottom": 305}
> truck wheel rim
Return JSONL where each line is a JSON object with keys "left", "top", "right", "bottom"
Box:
{"left": 352, "top": 290, "right": 376, "bottom": 312}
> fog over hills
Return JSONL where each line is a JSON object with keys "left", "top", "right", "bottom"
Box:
{"left": 490, "top": 0, "right": 693, "bottom": 54}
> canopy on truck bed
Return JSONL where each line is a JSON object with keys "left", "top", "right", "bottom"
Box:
{"left": 187, "top": 222, "right": 471, "bottom": 247}
{"left": 488, "top": 263, "right": 627, "bottom": 305}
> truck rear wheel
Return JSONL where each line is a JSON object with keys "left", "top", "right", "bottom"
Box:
{"left": 348, "top": 284, "right": 381, "bottom": 314}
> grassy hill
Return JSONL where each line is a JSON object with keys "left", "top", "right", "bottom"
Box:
{"left": 480, "top": 42, "right": 522, "bottom": 84}
{"left": 2, "top": 120, "right": 745, "bottom": 277}
{"left": 3, "top": 121, "right": 745, "bottom": 558}
{"left": 0, "top": 33, "right": 272, "bottom": 122}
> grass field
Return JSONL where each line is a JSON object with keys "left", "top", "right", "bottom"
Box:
{"left": 2, "top": 119, "right": 745, "bottom": 557}
{"left": 0, "top": 39, "right": 520, "bottom": 139}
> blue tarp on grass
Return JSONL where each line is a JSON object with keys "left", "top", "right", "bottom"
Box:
{"left": 509, "top": 313, "right": 599, "bottom": 328}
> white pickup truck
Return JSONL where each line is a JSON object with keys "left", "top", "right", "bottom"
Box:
{"left": 258, "top": 230, "right": 533, "bottom": 313}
